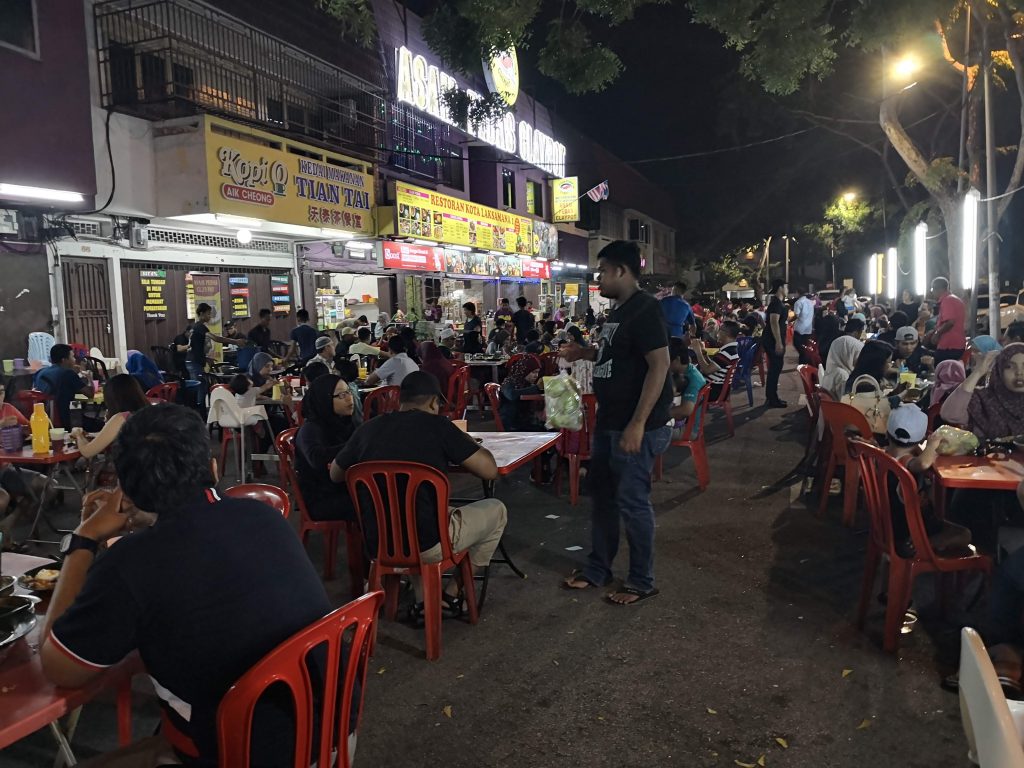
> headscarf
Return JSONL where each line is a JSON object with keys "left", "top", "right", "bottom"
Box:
{"left": 125, "top": 352, "right": 163, "bottom": 391}
{"left": 419, "top": 342, "right": 457, "bottom": 392}
{"left": 248, "top": 352, "right": 273, "bottom": 387}
{"left": 932, "top": 359, "right": 966, "bottom": 404}
{"left": 505, "top": 356, "right": 540, "bottom": 390}
{"left": 970, "top": 335, "right": 1002, "bottom": 355}
{"left": 967, "top": 343, "right": 1024, "bottom": 439}
{"left": 845, "top": 340, "right": 893, "bottom": 394}
{"left": 819, "top": 335, "right": 864, "bottom": 399}
{"left": 300, "top": 374, "right": 354, "bottom": 439}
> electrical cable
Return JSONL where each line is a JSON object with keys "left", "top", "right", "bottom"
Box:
{"left": 65, "top": 109, "right": 116, "bottom": 217}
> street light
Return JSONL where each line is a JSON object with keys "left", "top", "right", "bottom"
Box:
{"left": 962, "top": 188, "right": 980, "bottom": 291}
{"left": 886, "top": 247, "right": 897, "bottom": 301}
{"left": 891, "top": 54, "right": 922, "bottom": 82}
{"left": 868, "top": 253, "right": 879, "bottom": 295}
{"left": 841, "top": 191, "right": 857, "bottom": 203}
{"left": 914, "top": 222, "right": 928, "bottom": 296}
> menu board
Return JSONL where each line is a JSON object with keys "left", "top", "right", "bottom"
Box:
{"left": 395, "top": 182, "right": 534, "bottom": 255}
{"left": 271, "top": 274, "right": 292, "bottom": 315}
{"left": 228, "top": 275, "right": 250, "bottom": 318}
{"left": 140, "top": 269, "right": 168, "bottom": 319}
{"left": 185, "top": 273, "right": 196, "bottom": 319}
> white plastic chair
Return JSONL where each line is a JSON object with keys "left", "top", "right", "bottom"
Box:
{"left": 206, "top": 387, "right": 269, "bottom": 482}
{"left": 89, "top": 346, "right": 121, "bottom": 374}
{"left": 27, "top": 332, "right": 55, "bottom": 367}
{"left": 960, "top": 627, "right": 1024, "bottom": 766}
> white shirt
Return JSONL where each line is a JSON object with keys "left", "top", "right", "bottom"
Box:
{"left": 374, "top": 353, "right": 419, "bottom": 386}
{"left": 794, "top": 295, "right": 815, "bottom": 335}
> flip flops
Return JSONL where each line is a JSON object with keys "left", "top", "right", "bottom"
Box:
{"left": 605, "top": 586, "right": 660, "bottom": 606}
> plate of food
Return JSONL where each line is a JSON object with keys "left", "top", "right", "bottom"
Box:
{"left": 17, "top": 563, "right": 61, "bottom": 593}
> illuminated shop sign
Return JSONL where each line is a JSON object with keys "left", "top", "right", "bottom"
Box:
{"left": 395, "top": 45, "right": 566, "bottom": 177}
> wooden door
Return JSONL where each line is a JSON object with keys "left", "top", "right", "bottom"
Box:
{"left": 61, "top": 257, "right": 114, "bottom": 353}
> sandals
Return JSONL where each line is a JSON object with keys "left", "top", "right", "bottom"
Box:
{"left": 605, "top": 586, "right": 660, "bottom": 606}
{"left": 561, "top": 569, "right": 610, "bottom": 590}
{"left": 404, "top": 593, "right": 464, "bottom": 627}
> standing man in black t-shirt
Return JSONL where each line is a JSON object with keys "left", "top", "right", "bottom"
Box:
{"left": 511, "top": 296, "right": 535, "bottom": 345}
{"left": 763, "top": 279, "right": 789, "bottom": 408}
{"left": 247, "top": 307, "right": 274, "bottom": 352}
{"left": 40, "top": 404, "right": 334, "bottom": 766}
{"left": 188, "top": 302, "right": 232, "bottom": 411}
{"left": 561, "top": 241, "right": 672, "bottom": 605}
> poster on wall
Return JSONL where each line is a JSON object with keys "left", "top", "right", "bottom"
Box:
{"left": 228, "top": 275, "right": 250, "bottom": 318}
{"left": 395, "top": 182, "right": 533, "bottom": 255}
{"left": 140, "top": 269, "right": 168, "bottom": 319}
{"left": 271, "top": 274, "right": 292, "bottom": 315}
{"left": 191, "top": 273, "right": 223, "bottom": 362}
{"left": 532, "top": 220, "right": 558, "bottom": 261}
{"left": 185, "top": 273, "right": 196, "bottom": 320}
{"left": 551, "top": 177, "right": 579, "bottom": 222}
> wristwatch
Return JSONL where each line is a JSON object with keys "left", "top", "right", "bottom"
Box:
{"left": 59, "top": 532, "right": 99, "bottom": 556}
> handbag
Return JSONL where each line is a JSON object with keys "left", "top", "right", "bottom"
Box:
{"left": 842, "top": 375, "right": 891, "bottom": 434}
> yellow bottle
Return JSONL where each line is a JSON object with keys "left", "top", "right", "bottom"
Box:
{"left": 30, "top": 403, "right": 51, "bottom": 455}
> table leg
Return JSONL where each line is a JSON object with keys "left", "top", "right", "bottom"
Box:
{"left": 48, "top": 716, "right": 78, "bottom": 767}
{"left": 478, "top": 478, "right": 527, "bottom": 579}
{"left": 22, "top": 464, "right": 59, "bottom": 544}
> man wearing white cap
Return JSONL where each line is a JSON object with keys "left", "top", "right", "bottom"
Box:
{"left": 893, "top": 326, "right": 933, "bottom": 375}
{"left": 438, "top": 327, "right": 457, "bottom": 359}
{"left": 305, "top": 335, "right": 335, "bottom": 372}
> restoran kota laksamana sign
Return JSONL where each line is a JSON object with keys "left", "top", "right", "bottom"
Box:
{"left": 395, "top": 45, "right": 566, "bottom": 177}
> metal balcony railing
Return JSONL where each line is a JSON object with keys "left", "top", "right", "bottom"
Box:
{"left": 94, "top": 0, "right": 384, "bottom": 158}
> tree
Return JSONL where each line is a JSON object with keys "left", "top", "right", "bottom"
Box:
{"left": 686, "top": 0, "right": 1024, "bottom": 296}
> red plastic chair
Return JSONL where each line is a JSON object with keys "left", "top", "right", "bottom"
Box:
{"left": 927, "top": 401, "right": 943, "bottom": 434}
{"left": 276, "top": 429, "right": 365, "bottom": 598}
{"left": 362, "top": 385, "right": 400, "bottom": 420}
{"left": 653, "top": 384, "right": 712, "bottom": 489}
{"left": 797, "top": 364, "right": 819, "bottom": 418}
{"left": 483, "top": 382, "right": 505, "bottom": 430}
{"left": 504, "top": 353, "right": 541, "bottom": 381}
{"left": 554, "top": 394, "right": 598, "bottom": 505}
{"left": 848, "top": 439, "right": 991, "bottom": 652}
{"left": 345, "top": 461, "right": 479, "bottom": 661}
{"left": 16, "top": 389, "right": 57, "bottom": 426}
{"left": 708, "top": 361, "right": 738, "bottom": 437}
{"left": 224, "top": 483, "right": 291, "bottom": 518}
{"left": 440, "top": 364, "right": 471, "bottom": 420}
{"left": 217, "top": 590, "right": 384, "bottom": 768}
{"left": 817, "top": 400, "right": 875, "bottom": 526}
{"left": 539, "top": 351, "right": 561, "bottom": 376}
{"left": 146, "top": 382, "right": 179, "bottom": 403}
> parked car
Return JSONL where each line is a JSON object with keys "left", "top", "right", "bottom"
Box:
{"left": 976, "top": 291, "right": 1022, "bottom": 332}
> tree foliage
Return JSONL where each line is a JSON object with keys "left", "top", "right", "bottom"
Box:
{"left": 315, "top": 0, "right": 377, "bottom": 46}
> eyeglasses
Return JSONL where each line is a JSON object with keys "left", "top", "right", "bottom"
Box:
{"left": 333, "top": 391, "right": 354, "bottom": 400}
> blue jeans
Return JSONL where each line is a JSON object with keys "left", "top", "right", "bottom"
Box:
{"left": 582, "top": 425, "right": 672, "bottom": 593}
{"left": 186, "top": 361, "right": 206, "bottom": 409}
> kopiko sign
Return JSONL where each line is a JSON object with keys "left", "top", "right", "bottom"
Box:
{"left": 395, "top": 45, "right": 566, "bottom": 177}
{"left": 203, "top": 117, "right": 374, "bottom": 235}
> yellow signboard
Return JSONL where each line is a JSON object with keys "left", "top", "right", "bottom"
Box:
{"left": 395, "top": 182, "right": 534, "bottom": 255}
{"left": 204, "top": 118, "right": 374, "bottom": 235}
{"left": 563, "top": 283, "right": 579, "bottom": 297}
{"left": 551, "top": 177, "right": 579, "bottom": 223}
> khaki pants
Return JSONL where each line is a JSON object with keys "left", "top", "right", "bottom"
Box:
{"left": 421, "top": 498, "right": 508, "bottom": 568}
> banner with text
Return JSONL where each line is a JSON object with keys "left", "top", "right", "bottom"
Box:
{"left": 140, "top": 269, "right": 168, "bottom": 319}
{"left": 551, "top": 177, "right": 579, "bottom": 223}
{"left": 228, "top": 275, "right": 250, "bottom": 318}
{"left": 271, "top": 274, "right": 292, "bottom": 315}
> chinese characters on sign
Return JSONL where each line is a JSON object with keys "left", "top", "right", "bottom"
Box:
{"left": 228, "top": 275, "right": 250, "bottom": 318}
{"left": 140, "top": 269, "right": 168, "bottom": 319}
{"left": 271, "top": 274, "right": 292, "bottom": 315}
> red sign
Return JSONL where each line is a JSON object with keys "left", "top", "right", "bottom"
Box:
{"left": 521, "top": 259, "right": 551, "bottom": 279}
{"left": 221, "top": 184, "right": 274, "bottom": 206}
{"left": 383, "top": 241, "right": 446, "bottom": 272}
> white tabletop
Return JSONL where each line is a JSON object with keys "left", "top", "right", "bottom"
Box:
{"left": 468, "top": 431, "right": 560, "bottom": 474}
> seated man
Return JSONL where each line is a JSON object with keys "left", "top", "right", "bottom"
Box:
{"left": 669, "top": 338, "right": 706, "bottom": 439}
{"left": 691, "top": 319, "right": 741, "bottom": 399}
{"left": 438, "top": 327, "right": 457, "bottom": 359}
{"left": 40, "top": 404, "right": 332, "bottom": 766}
{"left": 365, "top": 335, "right": 419, "bottom": 387}
{"left": 330, "top": 371, "right": 507, "bottom": 618}
{"left": 33, "top": 343, "right": 95, "bottom": 428}
{"left": 893, "top": 326, "right": 933, "bottom": 375}
{"left": 347, "top": 326, "right": 382, "bottom": 358}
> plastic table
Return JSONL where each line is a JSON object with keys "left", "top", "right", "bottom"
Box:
{"left": 3, "top": 446, "right": 83, "bottom": 544}
{"left": 0, "top": 554, "right": 141, "bottom": 764}
{"left": 932, "top": 454, "right": 1024, "bottom": 517}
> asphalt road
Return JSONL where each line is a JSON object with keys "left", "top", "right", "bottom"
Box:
{"left": 1, "top": 358, "right": 974, "bottom": 766}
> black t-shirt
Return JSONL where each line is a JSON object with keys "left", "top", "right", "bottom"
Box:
{"left": 296, "top": 420, "right": 356, "bottom": 521}
{"left": 291, "top": 324, "right": 319, "bottom": 361}
{"left": 334, "top": 410, "right": 480, "bottom": 552}
{"left": 592, "top": 291, "right": 673, "bottom": 431}
{"left": 763, "top": 297, "right": 788, "bottom": 348}
{"left": 511, "top": 309, "right": 534, "bottom": 342}
{"left": 172, "top": 333, "right": 189, "bottom": 375}
{"left": 188, "top": 322, "right": 208, "bottom": 363}
{"left": 463, "top": 315, "right": 482, "bottom": 334}
{"left": 51, "top": 491, "right": 331, "bottom": 766}
{"left": 247, "top": 324, "right": 272, "bottom": 353}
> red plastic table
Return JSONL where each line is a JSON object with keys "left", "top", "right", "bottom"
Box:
{"left": 0, "top": 554, "right": 141, "bottom": 764}
{"left": 932, "top": 454, "right": 1024, "bottom": 517}
{"left": 2, "top": 446, "right": 83, "bottom": 543}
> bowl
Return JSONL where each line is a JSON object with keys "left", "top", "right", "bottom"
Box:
{"left": 0, "top": 575, "right": 14, "bottom": 598}
{"left": 0, "top": 596, "right": 36, "bottom": 630}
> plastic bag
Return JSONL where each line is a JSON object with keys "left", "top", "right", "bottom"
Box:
{"left": 543, "top": 373, "right": 583, "bottom": 431}
{"left": 933, "top": 425, "right": 980, "bottom": 456}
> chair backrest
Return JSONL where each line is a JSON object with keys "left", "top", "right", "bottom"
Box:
{"left": 442, "top": 365, "right": 471, "bottom": 420}
{"left": 217, "top": 591, "right": 384, "bottom": 768}
{"left": 675, "top": 384, "right": 712, "bottom": 443}
{"left": 958, "top": 626, "right": 1024, "bottom": 767}
{"left": 362, "top": 386, "right": 400, "bottom": 420}
{"left": 819, "top": 400, "right": 874, "bottom": 463}
{"left": 27, "top": 332, "right": 55, "bottom": 366}
{"left": 345, "top": 461, "right": 453, "bottom": 569}
{"left": 713, "top": 362, "right": 739, "bottom": 404}
{"left": 483, "top": 382, "right": 505, "bottom": 431}
{"left": 505, "top": 353, "right": 541, "bottom": 381}
{"left": 803, "top": 338, "right": 822, "bottom": 367}
{"left": 275, "top": 428, "right": 313, "bottom": 522}
{"left": 734, "top": 337, "right": 759, "bottom": 380}
{"left": 224, "top": 483, "right": 291, "bottom": 518}
{"left": 927, "top": 401, "right": 943, "bottom": 434}
{"left": 15, "top": 389, "right": 55, "bottom": 424}
{"left": 83, "top": 356, "right": 109, "bottom": 383}
{"left": 208, "top": 386, "right": 252, "bottom": 428}
{"left": 558, "top": 393, "right": 598, "bottom": 458}
{"left": 539, "top": 351, "right": 561, "bottom": 376}
{"left": 150, "top": 344, "right": 177, "bottom": 376}
{"left": 146, "top": 382, "right": 179, "bottom": 402}
{"left": 796, "top": 364, "right": 818, "bottom": 399}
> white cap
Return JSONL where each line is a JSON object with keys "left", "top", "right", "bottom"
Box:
{"left": 887, "top": 404, "right": 927, "bottom": 445}
{"left": 439, "top": 328, "right": 455, "bottom": 340}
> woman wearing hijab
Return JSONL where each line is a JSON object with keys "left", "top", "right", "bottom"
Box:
{"left": 932, "top": 359, "right": 966, "bottom": 406}
{"left": 969, "top": 335, "right": 1002, "bottom": 371}
{"left": 819, "top": 335, "right": 864, "bottom": 400}
{"left": 242, "top": 352, "right": 277, "bottom": 406}
{"left": 295, "top": 374, "right": 357, "bottom": 521}
{"left": 844, "top": 340, "right": 894, "bottom": 394}
{"left": 500, "top": 355, "right": 543, "bottom": 430}
{"left": 965, "top": 343, "right": 1024, "bottom": 440}
{"left": 815, "top": 313, "right": 842, "bottom": 366}
{"left": 419, "top": 341, "right": 458, "bottom": 394}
